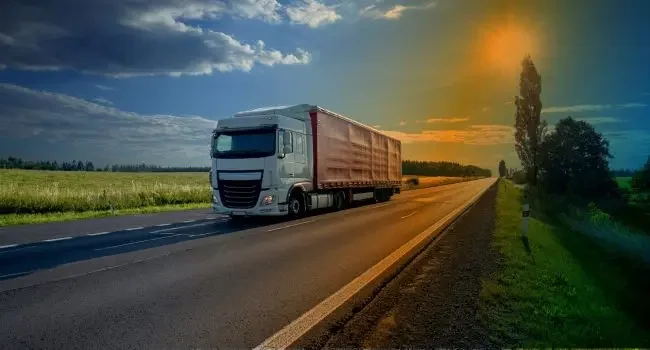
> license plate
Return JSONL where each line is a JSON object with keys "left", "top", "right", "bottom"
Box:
{"left": 232, "top": 211, "right": 246, "bottom": 216}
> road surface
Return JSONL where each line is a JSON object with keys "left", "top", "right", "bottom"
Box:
{"left": 0, "top": 178, "right": 495, "bottom": 349}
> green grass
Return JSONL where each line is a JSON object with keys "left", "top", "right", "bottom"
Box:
{"left": 616, "top": 176, "right": 633, "bottom": 190}
{"left": 479, "top": 181, "right": 650, "bottom": 347}
{"left": 0, "top": 170, "right": 211, "bottom": 226}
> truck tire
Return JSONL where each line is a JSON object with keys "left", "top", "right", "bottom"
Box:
{"left": 288, "top": 192, "right": 305, "bottom": 217}
{"left": 333, "top": 191, "right": 346, "bottom": 211}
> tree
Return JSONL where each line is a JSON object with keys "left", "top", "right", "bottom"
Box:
{"left": 538, "top": 117, "right": 619, "bottom": 199}
{"left": 631, "top": 156, "right": 650, "bottom": 192}
{"left": 514, "top": 55, "right": 547, "bottom": 186}
{"left": 498, "top": 160, "right": 507, "bottom": 177}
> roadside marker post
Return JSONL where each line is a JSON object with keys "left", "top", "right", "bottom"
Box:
{"left": 521, "top": 203, "right": 530, "bottom": 237}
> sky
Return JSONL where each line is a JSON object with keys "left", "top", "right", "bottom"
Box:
{"left": 1, "top": 0, "right": 649, "bottom": 173}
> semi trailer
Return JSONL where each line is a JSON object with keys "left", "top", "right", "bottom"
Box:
{"left": 210, "top": 104, "right": 402, "bottom": 218}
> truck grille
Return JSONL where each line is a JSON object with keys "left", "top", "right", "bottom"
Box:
{"left": 218, "top": 179, "right": 262, "bottom": 209}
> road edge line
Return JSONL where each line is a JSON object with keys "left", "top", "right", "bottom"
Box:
{"left": 253, "top": 179, "right": 497, "bottom": 350}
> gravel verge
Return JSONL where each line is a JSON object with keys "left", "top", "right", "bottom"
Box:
{"left": 323, "top": 185, "right": 498, "bottom": 349}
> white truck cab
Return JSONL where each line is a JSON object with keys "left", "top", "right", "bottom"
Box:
{"left": 210, "top": 105, "right": 313, "bottom": 217}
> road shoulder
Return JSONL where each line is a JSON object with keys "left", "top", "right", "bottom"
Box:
{"left": 323, "top": 184, "right": 497, "bottom": 348}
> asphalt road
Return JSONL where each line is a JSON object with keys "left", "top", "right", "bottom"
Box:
{"left": 0, "top": 178, "right": 495, "bottom": 349}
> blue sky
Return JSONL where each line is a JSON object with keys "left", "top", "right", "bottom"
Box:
{"left": 0, "top": 0, "right": 649, "bottom": 171}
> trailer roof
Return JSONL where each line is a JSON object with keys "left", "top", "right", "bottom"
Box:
{"left": 234, "top": 104, "right": 399, "bottom": 143}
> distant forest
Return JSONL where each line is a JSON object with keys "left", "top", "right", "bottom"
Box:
{"left": 1, "top": 156, "right": 492, "bottom": 177}
{"left": 402, "top": 160, "right": 492, "bottom": 178}
{"left": 0, "top": 157, "right": 210, "bottom": 173}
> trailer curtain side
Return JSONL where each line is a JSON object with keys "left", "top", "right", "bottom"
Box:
{"left": 310, "top": 109, "right": 402, "bottom": 189}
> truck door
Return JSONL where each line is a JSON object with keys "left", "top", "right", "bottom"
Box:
{"left": 278, "top": 129, "right": 296, "bottom": 185}
{"left": 291, "top": 131, "right": 309, "bottom": 182}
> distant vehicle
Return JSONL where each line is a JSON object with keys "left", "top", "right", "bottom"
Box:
{"left": 210, "top": 104, "right": 402, "bottom": 218}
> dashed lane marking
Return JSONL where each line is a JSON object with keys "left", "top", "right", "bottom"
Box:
{"left": 87, "top": 231, "right": 110, "bottom": 236}
{"left": 400, "top": 211, "right": 417, "bottom": 219}
{"left": 44, "top": 237, "right": 73, "bottom": 242}
{"left": 0, "top": 244, "right": 18, "bottom": 250}
{"left": 151, "top": 221, "right": 216, "bottom": 234}
{"left": 94, "top": 234, "right": 182, "bottom": 251}
{"left": 123, "top": 227, "right": 144, "bottom": 231}
{"left": 266, "top": 220, "right": 315, "bottom": 232}
{"left": 188, "top": 231, "right": 221, "bottom": 238}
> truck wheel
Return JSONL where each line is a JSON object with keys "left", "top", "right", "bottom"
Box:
{"left": 333, "top": 191, "right": 346, "bottom": 211}
{"left": 288, "top": 193, "right": 305, "bottom": 217}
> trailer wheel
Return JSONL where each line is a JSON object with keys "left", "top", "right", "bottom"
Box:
{"left": 288, "top": 192, "right": 305, "bottom": 217}
{"left": 333, "top": 191, "right": 346, "bottom": 211}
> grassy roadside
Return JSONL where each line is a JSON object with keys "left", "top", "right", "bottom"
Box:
{"left": 479, "top": 180, "right": 650, "bottom": 347}
{"left": 0, "top": 203, "right": 211, "bottom": 227}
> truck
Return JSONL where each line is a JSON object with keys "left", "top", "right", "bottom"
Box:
{"left": 210, "top": 104, "right": 402, "bottom": 218}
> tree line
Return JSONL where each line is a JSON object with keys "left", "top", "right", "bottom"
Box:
{"left": 0, "top": 157, "right": 210, "bottom": 173}
{"left": 499, "top": 55, "right": 650, "bottom": 198}
{"left": 403, "top": 160, "right": 492, "bottom": 178}
{"left": 1, "top": 156, "right": 491, "bottom": 178}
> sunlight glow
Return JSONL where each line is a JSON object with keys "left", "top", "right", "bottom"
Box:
{"left": 478, "top": 16, "right": 540, "bottom": 75}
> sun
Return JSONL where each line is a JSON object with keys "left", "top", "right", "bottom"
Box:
{"left": 477, "top": 16, "right": 540, "bottom": 75}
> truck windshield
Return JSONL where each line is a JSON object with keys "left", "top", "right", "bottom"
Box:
{"left": 212, "top": 129, "right": 276, "bottom": 158}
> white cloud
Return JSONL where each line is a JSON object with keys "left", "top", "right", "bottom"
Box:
{"left": 361, "top": 1, "right": 437, "bottom": 20}
{"left": 372, "top": 124, "right": 381, "bottom": 129}
{"left": 95, "top": 84, "right": 115, "bottom": 91}
{"left": 399, "top": 120, "right": 407, "bottom": 126}
{"left": 0, "top": 0, "right": 311, "bottom": 77}
{"left": 231, "top": 0, "right": 282, "bottom": 23}
{"left": 93, "top": 97, "right": 114, "bottom": 105}
{"left": 286, "top": 0, "right": 341, "bottom": 28}
{"left": 481, "top": 106, "right": 489, "bottom": 112}
{"left": 0, "top": 83, "right": 218, "bottom": 166}
{"left": 382, "top": 124, "right": 514, "bottom": 145}
{"left": 542, "top": 103, "right": 647, "bottom": 113}
{"left": 425, "top": 117, "right": 470, "bottom": 123}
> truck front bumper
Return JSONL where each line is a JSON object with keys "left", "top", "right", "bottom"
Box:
{"left": 211, "top": 190, "right": 289, "bottom": 217}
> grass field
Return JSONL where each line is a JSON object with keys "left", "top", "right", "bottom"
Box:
{"left": 401, "top": 175, "right": 478, "bottom": 189}
{"left": 480, "top": 181, "right": 650, "bottom": 347}
{"left": 0, "top": 170, "right": 211, "bottom": 226}
{"left": 616, "top": 176, "right": 632, "bottom": 189}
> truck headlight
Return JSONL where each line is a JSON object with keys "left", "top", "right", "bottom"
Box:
{"left": 261, "top": 195, "right": 275, "bottom": 205}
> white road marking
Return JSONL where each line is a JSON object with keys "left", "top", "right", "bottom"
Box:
{"left": 0, "top": 271, "right": 34, "bottom": 279}
{"left": 87, "top": 231, "right": 110, "bottom": 236}
{"left": 0, "top": 246, "right": 36, "bottom": 255}
{"left": 155, "top": 223, "right": 172, "bottom": 227}
{"left": 60, "top": 252, "right": 173, "bottom": 281}
{"left": 44, "top": 237, "right": 73, "bottom": 242}
{"left": 123, "top": 227, "right": 143, "bottom": 231}
{"left": 373, "top": 203, "right": 391, "bottom": 209}
{"left": 400, "top": 211, "right": 418, "bottom": 219}
{"left": 253, "top": 179, "right": 496, "bottom": 350}
{"left": 183, "top": 219, "right": 196, "bottom": 223}
{"left": 188, "top": 231, "right": 220, "bottom": 238}
{"left": 0, "top": 244, "right": 18, "bottom": 250}
{"left": 266, "top": 220, "right": 316, "bottom": 232}
{"left": 94, "top": 234, "right": 181, "bottom": 251}
{"left": 151, "top": 222, "right": 214, "bottom": 234}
